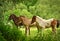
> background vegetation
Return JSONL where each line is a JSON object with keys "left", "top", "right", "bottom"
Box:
{"left": 0, "top": 0, "right": 60, "bottom": 41}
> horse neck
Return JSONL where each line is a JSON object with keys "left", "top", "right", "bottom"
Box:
{"left": 20, "top": 17, "right": 27, "bottom": 23}
{"left": 24, "top": 17, "right": 31, "bottom": 22}
{"left": 29, "top": 19, "right": 32, "bottom": 24}
{"left": 36, "top": 16, "right": 46, "bottom": 23}
{"left": 12, "top": 16, "right": 18, "bottom": 22}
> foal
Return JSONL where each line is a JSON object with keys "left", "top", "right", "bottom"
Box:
{"left": 8, "top": 14, "right": 23, "bottom": 28}
{"left": 31, "top": 16, "right": 57, "bottom": 35}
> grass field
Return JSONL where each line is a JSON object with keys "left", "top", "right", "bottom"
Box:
{"left": 20, "top": 27, "right": 37, "bottom": 36}
{"left": 19, "top": 27, "right": 60, "bottom": 41}
{"left": 20, "top": 27, "right": 59, "bottom": 35}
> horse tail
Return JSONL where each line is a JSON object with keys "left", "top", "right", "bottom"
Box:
{"left": 56, "top": 20, "right": 60, "bottom": 28}
{"left": 57, "top": 24, "right": 59, "bottom": 28}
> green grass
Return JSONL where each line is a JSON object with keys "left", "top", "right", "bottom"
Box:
{"left": 20, "top": 27, "right": 60, "bottom": 36}
{"left": 6, "top": 26, "right": 60, "bottom": 41}
{"left": 19, "top": 27, "right": 60, "bottom": 41}
{"left": 20, "top": 27, "right": 37, "bottom": 37}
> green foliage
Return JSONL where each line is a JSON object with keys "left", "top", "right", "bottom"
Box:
{"left": 2, "top": 0, "right": 60, "bottom": 22}
{"left": 29, "top": 29, "right": 60, "bottom": 41}
{"left": 0, "top": 0, "right": 60, "bottom": 41}
{"left": 16, "top": 3, "right": 27, "bottom": 10}
{"left": 21, "top": 9, "right": 33, "bottom": 18}
{"left": 0, "top": 24, "right": 25, "bottom": 41}
{"left": 0, "top": 33, "right": 7, "bottom": 41}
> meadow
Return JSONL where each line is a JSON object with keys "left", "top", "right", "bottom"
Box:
{"left": 0, "top": 0, "right": 60, "bottom": 41}
{"left": 20, "top": 27, "right": 60, "bottom": 41}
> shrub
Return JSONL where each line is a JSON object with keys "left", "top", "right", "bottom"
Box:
{"left": 0, "top": 32, "right": 7, "bottom": 41}
{"left": 0, "top": 24, "right": 24, "bottom": 41}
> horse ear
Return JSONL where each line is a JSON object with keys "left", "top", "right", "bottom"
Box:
{"left": 31, "top": 16, "right": 36, "bottom": 24}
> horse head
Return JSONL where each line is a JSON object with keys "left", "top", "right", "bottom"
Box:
{"left": 8, "top": 14, "right": 16, "bottom": 21}
{"left": 8, "top": 14, "right": 18, "bottom": 24}
{"left": 31, "top": 16, "right": 36, "bottom": 24}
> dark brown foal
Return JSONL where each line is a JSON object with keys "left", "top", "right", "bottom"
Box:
{"left": 8, "top": 14, "right": 23, "bottom": 28}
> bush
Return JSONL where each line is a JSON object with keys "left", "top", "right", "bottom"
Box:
{"left": 0, "top": 24, "right": 24, "bottom": 41}
{"left": 0, "top": 33, "right": 7, "bottom": 41}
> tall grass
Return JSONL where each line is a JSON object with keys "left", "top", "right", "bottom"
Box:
{"left": 20, "top": 27, "right": 60, "bottom": 41}
{"left": 0, "top": 24, "right": 25, "bottom": 41}
{"left": 0, "top": 23, "right": 60, "bottom": 41}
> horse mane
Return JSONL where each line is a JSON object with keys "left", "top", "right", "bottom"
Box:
{"left": 21, "top": 16, "right": 25, "bottom": 17}
{"left": 36, "top": 16, "right": 44, "bottom": 20}
{"left": 31, "top": 16, "right": 44, "bottom": 24}
{"left": 36, "top": 16, "right": 43, "bottom": 19}
{"left": 19, "top": 16, "right": 26, "bottom": 21}
{"left": 36, "top": 16, "right": 47, "bottom": 22}
{"left": 31, "top": 16, "right": 36, "bottom": 24}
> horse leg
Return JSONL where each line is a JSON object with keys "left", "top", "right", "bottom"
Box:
{"left": 27, "top": 26, "right": 30, "bottom": 35}
{"left": 36, "top": 25, "right": 39, "bottom": 33}
{"left": 40, "top": 27, "right": 45, "bottom": 37}
{"left": 52, "top": 25, "right": 56, "bottom": 34}
{"left": 25, "top": 26, "right": 27, "bottom": 35}
{"left": 25, "top": 26, "right": 30, "bottom": 36}
{"left": 28, "top": 27, "right": 30, "bottom": 35}
{"left": 36, "top": 24, "right": 39, "bottom": 33}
